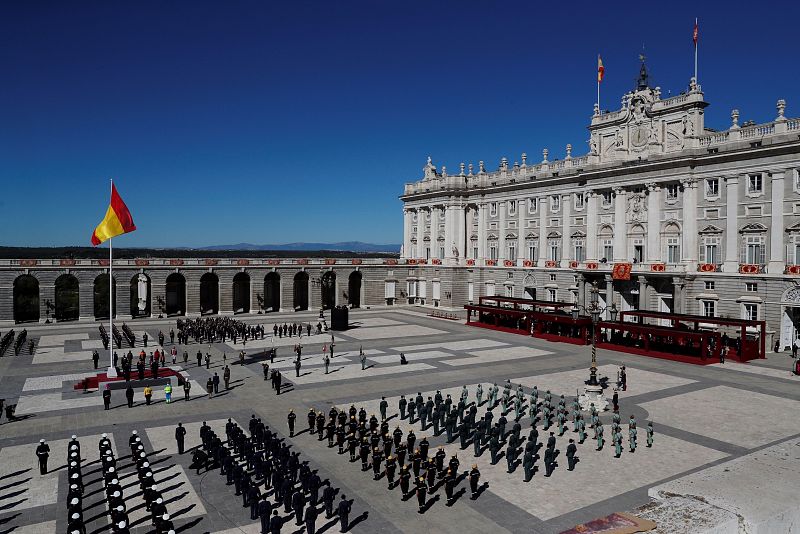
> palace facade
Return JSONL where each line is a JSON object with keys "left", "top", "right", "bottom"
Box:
{"left": 400, "top": 63, "right": 800, "bottom": 349}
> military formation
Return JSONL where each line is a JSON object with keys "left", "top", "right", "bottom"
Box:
{"left": 188, "top": 416, "right": 354, "bottom": 534}
{"left": 293, "top": 379, "right": 655, "bottom": 514}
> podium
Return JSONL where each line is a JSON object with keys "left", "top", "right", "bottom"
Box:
{"left": 331, "top": 307, "right": 349, "bottom": 331}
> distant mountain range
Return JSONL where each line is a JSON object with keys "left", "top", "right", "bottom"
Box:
{"left": 199, "top": 242, "right": 401, "bottom": 253}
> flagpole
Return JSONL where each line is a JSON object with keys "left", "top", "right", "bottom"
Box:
{"left": 108, "top": 178, "right": 117, "bottom": 378}
{"left": 694, "top": 18, "right": 698, "bottom": 83}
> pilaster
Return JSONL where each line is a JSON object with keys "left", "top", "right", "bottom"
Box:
{"left": 723, "top": 175, "right": 740, "bottom": 272}
{"left": 768, "top": 171, "right": 785, "bottom": 273}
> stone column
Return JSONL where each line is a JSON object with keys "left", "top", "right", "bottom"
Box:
{"left": 681, "top": 179, "right": 699, "bottom": 265}
{"left": 613, "top": 187, "right": 627, "bottom": 262}
{"left": 465, "top": 206, "right": 475, "bottom": 260}
{"left": 218, "top": 272, "right": 234, "bottom": 315}
{"left": 402, "top": 210, "right": 413, "bottom": 259}
{"left": 478, "top": 203, "right": 487, "bottom": 260}
{"left": 538, "top": 196, "right": 548, "bottom": 266}
{"left": 430, "top": 206, "right": 439, "bottom": 260}
{"left": 416, "top": 208, "right": 425, "bottom": 260}
{"left": 768, "top": 171, "right": 786, "bottom": 273}
{"left": 605, "top": 274, "right": 614, "bottom": 319}
{"left": 723, "top": 176, "right": 740, "bottom": 272}
{"left": 561, "top": 194, "right": 571, "bottom": 267}
{"left": 672, "top": 276, "right": 685, "bottom": 314}
{"left": 186, "top": 281, "right": 201, "bottom": 316}
{"left": 637, "top": 276, "right": 647, "bottom": 310}
{"left": 454, "top": 202, "right": 466, "bottom": 263}
{"left": 586, "top": 191, "right": 598, "bottom": 261}
{"left": 498, "top": 201, "right": 507, "bottom": 261}
{"left": 646, "top": 183, "right": 661, "bottom": 262}
{"left": 517, "top": 199, "right": 525, "bottom": 266}
{"left": 78, "top": 275, "right": 94, "bottom": 321}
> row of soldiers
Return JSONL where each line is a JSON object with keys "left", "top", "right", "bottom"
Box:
{"left": 129, "top": 431, "right": 176, "bottom": 533}
{"left": 176, "top": 316, "right": 264, "bottom": 345}
{"left": 290, "top": 405, "right": 484, "bottom": 513}
{"left": 187, "top": 417, "right": 353, "bottom": 534}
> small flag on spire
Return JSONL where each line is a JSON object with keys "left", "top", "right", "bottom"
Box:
{"left": 693, "top": 18, "right": 699, "bottom": 46}
{"left": 597, "top": 55, "right": 605, "bottom": 83}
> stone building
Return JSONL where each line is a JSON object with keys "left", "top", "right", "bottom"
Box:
{"left": 400, "top": 62, "right": 800, "bottom": 349}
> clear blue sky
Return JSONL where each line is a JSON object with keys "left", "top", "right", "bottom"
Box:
{"left": 1, "top": 1, "right": 798, "bottom": 248}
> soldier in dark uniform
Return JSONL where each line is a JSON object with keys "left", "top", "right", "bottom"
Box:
{"left": 544, "top": 446, "right": 555, "bottom": 477}
{"left": 415, "top": 477, "right": 427, "bottom": 513}
{"left": 307, "top": 408, "right": 316, "bottom": 432}
{"left": 269, "top": 510, "right": 282, "bottom": 534}
{"left": 174, "top": 423, "right": 186, "bottom": 454}
{"left": 372, "top": 448, "right": 383, "bottom": 480}
{"left": 385, "top": 454, "right": 397, "bottom": 488}
{"left": 399, "top": 395, "right": 407, "bottom": 419}
{"left": 258, "top": 497, "right": 272, "bottom": 534}
{"left": 287, "top": 409, "right": 296, "bottom": 437}
{"left": 444, "top": 469, "right": 456, "bottom": 505}
{"left": 566, "top": 438, "right": 578, "bottom": 471}
{"left": 337, "top": 495, "right": 351, "bottom": 532}
{"left": 359, "top": 439, "right": 370, "bottom": 471}
{"left": 434, "top": 446, "right": 446, "bottom": 477}
{"left": 291, "top": 489, "right": 305, "bottom": 526}
{"left": 379, "top": 397, "right": 388, "bottom": 421}
{"left": 36, "top": 439, "right": 50, "bottom": 474}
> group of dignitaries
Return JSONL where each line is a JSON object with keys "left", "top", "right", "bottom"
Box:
{"left": 59, "top": 431, "right": 176, "bottom": 534}
{"left": 290, "top": 380, "right": 656, "bottom": 512}
{"left": 175, "top": 316, "right": 266, "bottom": 346}
{"left": 186, "top": 416, "right": 354, "bottom": 533}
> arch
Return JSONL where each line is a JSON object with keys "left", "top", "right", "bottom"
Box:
{"left": 598, "top": 225, "right": 614, "bottom": 237}
{"left": 131, "top": 273, "right": 151, "bottom": 317}
{"left": 13, "top": 275, "right": 39, "bottom": 323}
{"left": 628, "top": 224, "right": 646, "bottom": 236}
{"left": 293, "top": 271, "right": 309, "bottom": 311}
{"left": 264, "top": 272, "right": 281, "bottom": 312}
{"left": 93, "top": 274, "right": 117, "bottom": 320}
{"left": 55, "top": 274, "right": 79, "bottom": 322}
{"left": 200, "top": 272, "right": 219, "bottom": 315}
{"left": 232, "top": 272, "right": 250, "bottom": 314}
{"left": 348, "top": 271, "right": 362, "bottom": 308}
{"left": 165, "top": 273, "right": 186, "bottom": 316}
{"left": 321, "top": 271, "right": 336, "bottom": 310}
{"left": 662, "top": 221, "right": 681, "bottom": 234}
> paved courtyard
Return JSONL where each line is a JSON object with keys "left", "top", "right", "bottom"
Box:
{"left": 1, "top": 307, "right": 799, "bottom": 533}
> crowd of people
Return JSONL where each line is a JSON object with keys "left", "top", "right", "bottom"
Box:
{"left": 187, "top": 417, "right": 355, "bottom": 533}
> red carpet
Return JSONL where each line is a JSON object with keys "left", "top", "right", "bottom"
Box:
{"left": 73, "top": 368, "right": 184, "bottom": 390}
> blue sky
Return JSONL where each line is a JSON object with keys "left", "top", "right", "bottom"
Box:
{"left": 1, "top": 1, "right": 798, "bottom": 248}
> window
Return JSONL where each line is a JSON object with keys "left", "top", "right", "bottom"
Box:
{"left": 633, "top": 241, "right": 644, "bottom": 263}
{"left": 507, "top": 243, "right": 517, "bottom": 262}
{"left": 548, "top": 288, "right": 557, "bottom": 302}
{"left": 574, "top": 193, "right": 585, "bottom": 209}
{"left": 550, "top": 195, "right": 561, "bottom": 212}
{"left": 701, "top": 237, "right": 720, "bottom": 264}
{"left": 793, "top": 237, "right": 800, "bottom": 264}
{"left": 743, "top": 303, "right": 759, "bottom": 321}
{"left": 666, "top": 184, "right": 679, "bottom": 201}
{"left": 549, "top": 274, "right": 557, "bottom": 281}
{"left": 489, "top": 202, "right": 498, "bottom": 217}
{"left": 472, "top": 246, "right": 478, "bottom": 259}
{"left": 745, "top": 282, "right": 758, "bottom": 292}
{"left": 574, "top": 217, "right": 585, "bottom": 225}
{"left": 701, "top": 300, "right": 716, "bottom": 317}
{"left": 601, "top": 191, "right": 613, "bottom": 207}
{"left": 505, "top": 285, "right": 513, "bottom": 297}
{"left": 795, "top": 169, "right": 800, "bottom": 193}
{"left": 438, "top": 246, "right": 445, "bottom": 260}
{"left": 508, "top": 200, "right": 517, "bottom": 216}
{"left": 705, "top": 178, "right": 719, "bottom": 198}
{"left": 573, "top": 239, "right": 585, "bottom": 261}
{"left": 667, "top": 238, "right": 681, "bottom": 263}
{"left": 527, "top": 242, "right": 538, "bottom": 261}
{"left": 704, "top": 281, "right": 715, "bottom": 290}
{"left": 747, "top": 173, "right": 763, "bottom": 194}
{"left": 425, "top": 247, "right": 430, "bottom": 260}
{"left": 548, "top": 240, "right": 560, "bottom": 261}
{"left": 601, "top": 239, "right": 613, "bottom": 262}
{"left": 528, "top": 198, "right": 538, "bottom": 214}
{"left": 742, "top": 235, "right": 765, "bottom": 265}
{"left": 489, "top": 242, "right": 498, "bottom": 260}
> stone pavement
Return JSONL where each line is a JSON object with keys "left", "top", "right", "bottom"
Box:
{"left": 1, "top": 307, "right": 799, "bottom": 533}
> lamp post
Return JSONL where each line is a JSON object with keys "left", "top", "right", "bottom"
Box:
{"left": 572, "top": 281, "right": 618, "bottom": 411}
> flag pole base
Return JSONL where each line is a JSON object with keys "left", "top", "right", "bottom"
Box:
{"left": 106, "top": 365, "right": 118, "bottom": 379}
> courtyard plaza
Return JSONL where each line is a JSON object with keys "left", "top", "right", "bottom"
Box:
{"left": 0, "top": 307, "right": 798, "bottom": 533}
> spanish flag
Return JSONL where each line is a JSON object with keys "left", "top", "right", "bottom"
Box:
{"left": 91, "top": 183, "right": 137, "bottom": 245}
{"left": 597, "top": 55, "right": 605, "bottom": 83}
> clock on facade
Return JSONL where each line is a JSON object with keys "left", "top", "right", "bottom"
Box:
{"left": 631, "top": 125, "right": 648, "bottom": 148}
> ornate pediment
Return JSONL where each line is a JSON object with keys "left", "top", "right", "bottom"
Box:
{"left": 547, "top": 231, "right": 562, "bottom": 239}
{"left": 786, "top": 222, "right": 800, "bottom": 233}
{"left": 699, "top": 224, "right": 724, "bottom": 234}
{"left": 740, "top": 223, "right": 768, "bottom": 233}
{"left": 570, "top": 230, "right": 587, "bottom": 238}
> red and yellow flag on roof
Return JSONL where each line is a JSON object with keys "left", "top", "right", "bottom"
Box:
{"left": 91, "top": 183, "right": 136, "bottom": 245}
{"left": 597, "top": 55, "right": 605, "bottom": 83}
